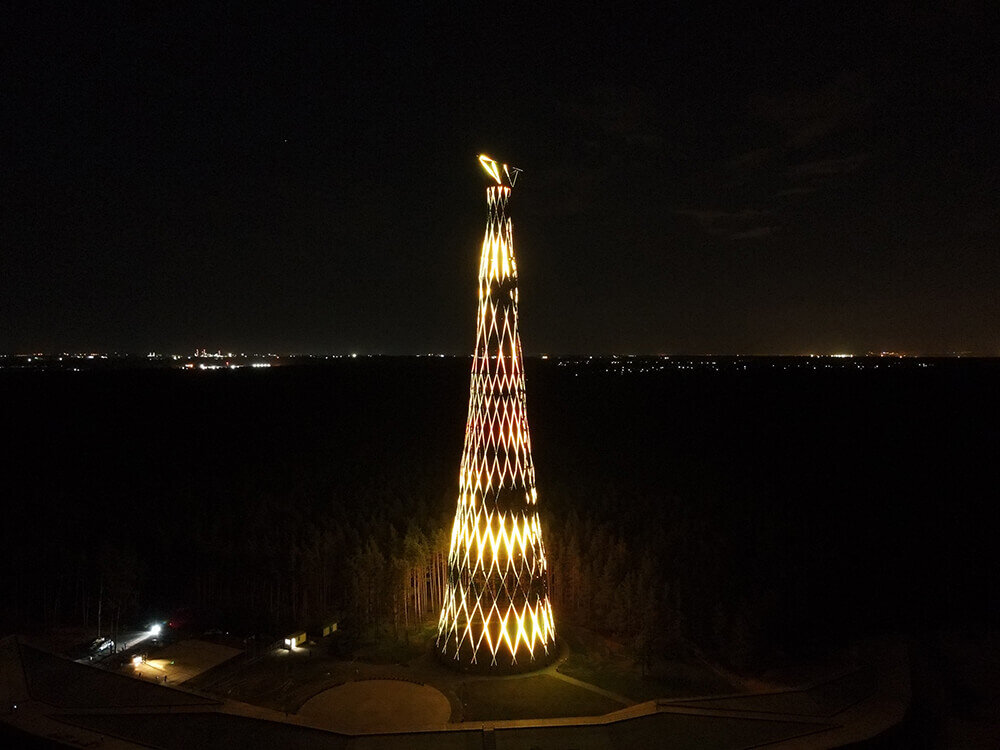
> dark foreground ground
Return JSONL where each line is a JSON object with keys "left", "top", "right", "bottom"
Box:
{"left": 2, "top": 356, "right": 997, "bottom": 746}
{"left": 3, "top": 618, "right": 999, "bottom": 747}
{"left": 0, "top": 628, "right": 922, "bottom": 749}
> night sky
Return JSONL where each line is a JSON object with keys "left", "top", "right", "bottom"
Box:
{"left": 4, "top": 4, "right": 997, "bottom": 355}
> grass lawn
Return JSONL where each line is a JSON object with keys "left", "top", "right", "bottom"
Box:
{"left": 351, "top": 623, "right": 438, "bottom": 665}
{"left": 186, "top": 648, "right": 357, "bottom": 713}
{"left": 557, "top": 627, "right": 736, "bottom": 701}
{"left": 558, "top": 650, "right": 736, "bottom": 701}
{"left": 460, "top": 675, "right": 621, "bottom": 720}
{"left": 186, "top": 622, "right": 738, "bottom": 722}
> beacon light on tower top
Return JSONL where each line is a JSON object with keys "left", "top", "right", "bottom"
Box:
{"left": 478, "top": 154, "right": 521, "bottom": 187}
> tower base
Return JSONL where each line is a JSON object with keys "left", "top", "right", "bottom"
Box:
{"left": 433, "top": 637, "right": 560, "bottom": 675}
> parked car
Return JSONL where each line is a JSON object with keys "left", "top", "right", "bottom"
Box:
{"left": 89, "top": 637, "right": 115, "bottom": 657}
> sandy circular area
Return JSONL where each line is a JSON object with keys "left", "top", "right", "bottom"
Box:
{"left": 298, "top": 679, "right": 450, "bottom": 733}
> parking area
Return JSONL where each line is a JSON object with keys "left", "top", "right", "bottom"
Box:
{"left": 132, "top": 639, "right": 242, "bottom": 685}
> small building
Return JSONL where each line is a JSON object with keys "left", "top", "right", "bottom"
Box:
{"left": 283, "top": 631, "right": 306, "bottom": 649}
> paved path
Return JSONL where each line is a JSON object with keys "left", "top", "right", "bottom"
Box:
{"left": 548, "top": 670, "right": 632, "bottom": 705}
{"left": 299, "top": 679, "right": 451, "bottom": 732}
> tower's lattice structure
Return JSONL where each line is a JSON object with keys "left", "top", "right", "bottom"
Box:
{"left": 436, "top": 155, "right": 556, "bottom": 671}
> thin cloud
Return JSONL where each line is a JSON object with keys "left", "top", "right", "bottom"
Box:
{"left": 564, "top": 84, "right": 665, "bottom": 149}
{"left": 679, "top": 74, "right": 873, "bottom": 242}
{"left": 674, "top": 208, "right": 776, "bottom": 238}
{"left": 751, "top": 72, "right": 870, "bottom": 149}
{"left": 725, "top": 147, "right": 773, "bottom": 171}
{"left": 786, "top": 153, "right": 869, "bottom": 179}
{"left": 730, "top": 226, "right": 775, "bottom": 240}
{"left": 775, "top": 186, "right": 818, "bottom": 198}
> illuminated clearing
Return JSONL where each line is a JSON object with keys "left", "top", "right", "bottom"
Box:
{"left": 436, "top": 155, "right": 555, "bottom": 671}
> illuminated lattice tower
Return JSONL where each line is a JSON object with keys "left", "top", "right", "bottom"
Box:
{"left": 436, "top": 154, "right": 556, "bottom": 672}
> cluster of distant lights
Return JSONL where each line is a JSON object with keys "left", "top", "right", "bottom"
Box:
{"left": 1, "top": 351, "right": 990, "bottom": 373}
{"left": 0, "top": 351, "right": 370, "bottom": 370}
{"left": 182, "top": 362, "right": 272, "bottom": 370}
{"left": 554, "top": 354, "right": 937, "bottom": 374}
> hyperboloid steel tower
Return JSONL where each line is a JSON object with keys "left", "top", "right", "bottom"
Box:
{"left": 436, "top": 154, "right": 556, "bottom": 672}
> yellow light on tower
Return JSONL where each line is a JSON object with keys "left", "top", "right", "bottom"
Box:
{"left": 436, "top": 154, "right": 555, "bottom": 672}
{"left": 478, "top": 154, "right": 502, "bottom": 184}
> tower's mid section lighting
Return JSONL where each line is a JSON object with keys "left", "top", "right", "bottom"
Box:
{"left": 436, "top": 154, "right": 555, "bottom": 673}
